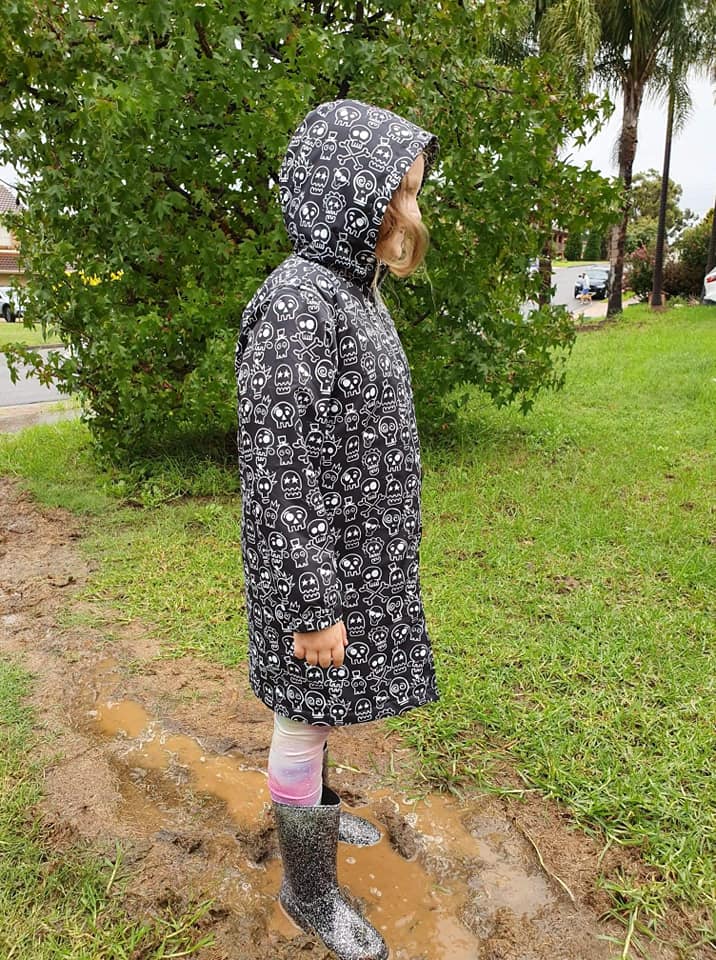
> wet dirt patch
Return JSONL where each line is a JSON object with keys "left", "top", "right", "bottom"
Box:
{"left": 0, "top": 474, "right": 703, "bottom": 959}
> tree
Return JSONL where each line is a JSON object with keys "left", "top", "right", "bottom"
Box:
{"left": 490, "top": 0, "right": 604, "bottom": 304}
{"left": 676, "top": 209, "right": 714, "bottom": 290}
{"left": 708, "top": 197, "right": 716, "bottom": 274}
{"left": 564, "top": 231, "right": 584, "bottom": 260}
{"left": 627, "top": 217, "right": 659, "bottom": 253}
{"left": 651, "top": 21, "right": 715, "bottom": 308}
{"left": 594, "top": 0, "right": 715, "bottom": 316}
{"left": 0, "top": 1, "right": 616, "bottom": 461}
{"left": 650, "top": 89, "right": 676, "bottom": 308}
{"left": 583, "top": 230, "right": 603, "bottom": 260}
{"left": 629, "top": 169, "right": 693, "bottom": 234}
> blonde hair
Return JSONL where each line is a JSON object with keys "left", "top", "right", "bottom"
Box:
{"left": 373, "top": 176, "right": 430, "bottom": 283}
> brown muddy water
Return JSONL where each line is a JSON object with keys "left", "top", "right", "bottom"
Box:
{"left": 1, "top": 475, "right": 697, "bottom": 959}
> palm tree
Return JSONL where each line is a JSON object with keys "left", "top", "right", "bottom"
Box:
{"left": 650, "top": 85, "right": 676, "bottom": 309}
{"left": 651, "top": 21, "right": 716, "bottom": 308}
{"left": 594, "top": 0, "right": 715, "bottom": 316}
{"left": 536, "top": 1, "right": 602, "bottom": 303}
{"left": 707, "top": 67, "right": 716, "bottom": 276}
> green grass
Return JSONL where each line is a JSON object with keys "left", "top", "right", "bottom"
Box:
{"left": 553, "top": 258, "right": 608, "bottom": 268}
{"left": 0, "top": 660, "right": 215, "bottom": 958}
{"left": 405, "top": 308, "right": 715, "bottom": 923}
{"left": 1, "top": 303, "right": 714, "bottom": 940}
{"left": 0, "top": 320, "right": 62, "bottom": 347}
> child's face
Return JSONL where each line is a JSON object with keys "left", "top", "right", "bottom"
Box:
{"left": 378, "top": 152, "right": 425, "bottom": 260}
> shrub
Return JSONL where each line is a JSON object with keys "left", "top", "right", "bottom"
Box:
{"left": 625, "top": 245, "right": 654, "bottom": 300}
{"left": 675, "top": 211, "right": 712, "bottom": 291}
{"left": 663, "top": 260, "right": 706, "bottom": 299}
{"left": 0, "top": 1, "right": 617, "bottom": 462}
{"left": 564, "top": 231, "right": 583, "bottom": 261}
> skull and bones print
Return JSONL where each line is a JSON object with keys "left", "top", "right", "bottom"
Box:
{"left": 234, "top": 98, "right": 441, "bottom": 726}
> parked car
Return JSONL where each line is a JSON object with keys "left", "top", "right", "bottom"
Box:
{"left": 703, "top": 266, "right": 716, "bottom": 305}
{"left": 0, "top": 285, "right": 23, "bottom": 322}
{"left": 574, "top": 266, "right": 610, "bottom": 300}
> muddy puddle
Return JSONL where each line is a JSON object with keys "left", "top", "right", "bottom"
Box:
{"left": 86, "top": 659, "right": 490, "bottom": 959}
{"left": 2, "top": 474, "right": 698, "bottom": 959}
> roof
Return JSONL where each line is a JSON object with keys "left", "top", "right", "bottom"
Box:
{"left": 0, "top": 184, "right": 19, "bottom": 215}
{"left": 0, "top": 251, "right": 20, "bottom": 273}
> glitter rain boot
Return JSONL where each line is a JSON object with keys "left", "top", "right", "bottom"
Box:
{"left": 323, "top": 743, "right": 382, "bottom": 847}
{"left": 272, "top": 788, "right": 389, "bottom": 960}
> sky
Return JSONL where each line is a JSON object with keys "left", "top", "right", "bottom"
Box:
{"left": 566, "top": 71, "right": 715, "bottom": 218}
{"left": 2, "top": 73, "right": 714, "bottom": 218}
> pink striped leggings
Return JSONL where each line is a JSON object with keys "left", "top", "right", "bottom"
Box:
{"left": 267, "top": 713, "right": 330, "bottom": 806}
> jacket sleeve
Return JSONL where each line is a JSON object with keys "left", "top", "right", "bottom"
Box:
{"left": 236, "top": 283, "right": 343, "bottom": 635}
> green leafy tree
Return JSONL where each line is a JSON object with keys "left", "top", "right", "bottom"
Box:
{"left": 626, "top": 216, "right": 659, "bottom": 253}
{"left": 489, "top": 0, "right": 604, "bottom": 302}
{"left": 708, "top": 196, "right": 716, "bottom": 273}
{"left": 629, "top": 168, "right": 694, "bottom": 234}
{"left": 0, "top": 1, "right": 616, "bottom": 461}
{"left": 674, "top": 209, "right": 714, "bottom": 292}
{"left": 582, "top": 230, "right": 603, "bottom": 259}
{"left": 564, "top": 231, "right": 584, "bottom": 260}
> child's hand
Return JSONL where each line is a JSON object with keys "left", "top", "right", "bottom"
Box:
{"left": 293, "top": 620, "right": 348, "bottom": 669}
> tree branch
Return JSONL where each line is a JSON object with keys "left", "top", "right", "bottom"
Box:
{"left": 194, "top": 21, "right": 214, "bottom": 58}
{"left": 158, "top": 170, "right": 241, "bottom": 243}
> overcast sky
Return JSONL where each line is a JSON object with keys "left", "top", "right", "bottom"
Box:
{"left": 2, "top": 72, "right": 714, "bottom": 218}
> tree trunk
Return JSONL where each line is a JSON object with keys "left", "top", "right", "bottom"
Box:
{"left": 538, "top": 238, "right": 553, "bottom": 307}
{"left": 607, "top": 81, "right": 643, "bottom": 318}
{"left": 537, "top": 140, "right": 563, "bottom": 307}
{"left": 650, "top": 87, "right": 675, "bottom": 309}
{"left": 707, "top": 195, "right": 716, "bottom": 274}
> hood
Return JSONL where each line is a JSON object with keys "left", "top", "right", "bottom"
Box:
{"left": 278, "top": 97, "right": 439, "bottom": 291}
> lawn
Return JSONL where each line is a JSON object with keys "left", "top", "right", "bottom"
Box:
{"left": 1, "top": 303, "right": 714, "bottom": 936}
{"left": 553, "top": 258, "right": 608, "bottom": 268}
{"left": 0, "top": 320, "right": 62, "bottom": 347}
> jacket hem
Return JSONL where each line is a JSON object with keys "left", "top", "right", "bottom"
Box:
{"left": 252, "top": 686, "right": 441, "bottom": 727}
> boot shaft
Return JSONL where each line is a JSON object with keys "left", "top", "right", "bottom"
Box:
{"left": 272, "top": 793, "right": 340, "bottom": 897}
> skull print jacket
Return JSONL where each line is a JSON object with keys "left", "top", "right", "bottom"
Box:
{"left": 234, "top": 98, "right": 441, "bottom": 726}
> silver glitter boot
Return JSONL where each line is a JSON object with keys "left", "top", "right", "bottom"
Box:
{"left": 323, "top": 743, "right": 382, "bottom": 847}
{"left": 273, "top": 790, "right": 389, "bottom": 960}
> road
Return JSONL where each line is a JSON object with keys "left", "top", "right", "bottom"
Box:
{"left": 0, "top": 344, "right": 68, "bottom": 407}
{"left": 552, "top": 261, "right": 610, "bottom": 313}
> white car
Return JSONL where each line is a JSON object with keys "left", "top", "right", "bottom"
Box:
{"left": 703, "top": 267, "right": 716, "bottom": 304}
{"left": 0, "top": 285, "right": 23, "bottom": 322}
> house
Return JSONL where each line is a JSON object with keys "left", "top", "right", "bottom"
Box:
{"left": 0, "top": 183, "right": 23, "bottom": 287}
{"left": 551, "top": 226, "right": 568, "bottom": 259}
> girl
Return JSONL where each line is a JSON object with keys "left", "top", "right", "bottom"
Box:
{"left": 235, "top": 98, "right": 440, "bottom": 960}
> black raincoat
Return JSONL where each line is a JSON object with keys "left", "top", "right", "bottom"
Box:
{"left": 234, "top": 98, "right": 440, "bottom": 726}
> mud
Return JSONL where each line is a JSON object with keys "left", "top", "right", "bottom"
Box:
{"left": 0, "top": 474, "right": 708, "bottom": 959}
